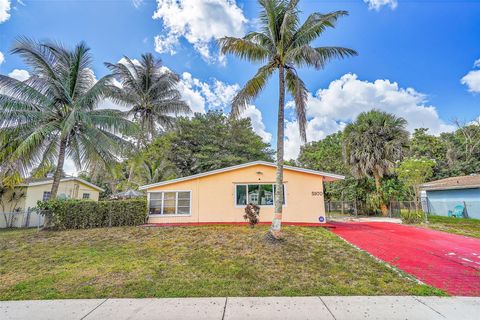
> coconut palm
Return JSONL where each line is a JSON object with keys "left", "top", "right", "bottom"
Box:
{"left": 343, "top": 110, "right": 409, "bottom": 215}
{"left": 219, "top": 0, "right": 356, "bottom": 239}
{"left": 0, "top": 38, "right": 136, "bottom": 210}
{"left": 105, "top": 53, "right": 190, "bottom": 145}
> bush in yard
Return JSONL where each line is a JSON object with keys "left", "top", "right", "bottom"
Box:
{"left": 401, "top": 210, "right": 424, "bottom": 224}
{"left": 243, "top": 203, "right": 260, "bottom": 227}
{"left": 36, "top": 199, "right": 147, "bottom": 230}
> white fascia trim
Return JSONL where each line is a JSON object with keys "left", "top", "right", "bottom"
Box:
{"left": 20, "top": 178, "right": 105, "bottom": 192}
{"left": 140, "top": 161, "right": 345, "bottom": 190}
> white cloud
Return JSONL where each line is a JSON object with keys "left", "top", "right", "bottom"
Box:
{"left": 198, "top": 78, "right": 240, "bottom": 109}
{"left": 461, "top": 58, "right": 480, "bottom": 93}
{"left": 240, "top": 105, "right": 272, "bottom": 143}
{"left": 176, "top": 72, "right": 271, "bottom": 142}
{"left": 177, "top": 72, "right": 207, "bottom": 113}
{"left": 284, "top": 117, "right": 347, "bottom": 161}
{"left": 364, "top": 0, "right": 397, "bottom": 11}
{"left": 0, "top": 0, "right": 11, "bottom": 23}
{"left": 0, "top": 51, "right": 4, "bottom": 65}
{"left": 177, "top": 71, "right": 240, "bottom": 113}
{"left": 284, "top": 73, "right": 453, "bottom": 159}
{"left": 8, "top": 69, "right": 30, "bottom": 81}
{"left": 118, "top": 57, "right": 141, "bottom": 66}
{"left": 152, "top": 0, "right": 247, "bottom": 64}
{"left": 63, "top": 158, "right": 77, "bottom": 177}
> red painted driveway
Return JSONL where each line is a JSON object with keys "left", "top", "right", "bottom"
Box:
{"left": 330, "top": 222, "right": 480, "bottom": 296}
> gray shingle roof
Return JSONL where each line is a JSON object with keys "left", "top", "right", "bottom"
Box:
{"left": 420, "top": 174, "right": 480, "bottom": 191}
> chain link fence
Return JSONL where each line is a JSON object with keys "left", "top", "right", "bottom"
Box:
{"left": 325, "top": 200, "right": 417, "bottom": 219}
{"left": 0, "top": 209, "right": 44, "bottom": 229}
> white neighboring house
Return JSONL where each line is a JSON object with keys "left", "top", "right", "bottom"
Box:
{"left": 0, "top": 177, "right": 104, "bottom": 228}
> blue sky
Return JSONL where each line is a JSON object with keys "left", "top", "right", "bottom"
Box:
{"left": 1, "top": 0, "right": 480, "bottom": 164}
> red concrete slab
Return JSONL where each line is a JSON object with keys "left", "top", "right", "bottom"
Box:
{"left": 330, "top": 222, "right": 480, "bottom": 296}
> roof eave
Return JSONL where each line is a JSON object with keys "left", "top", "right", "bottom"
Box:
{"left": 421, "top": 185, "right": 480, "bottom": 191}
{"left": 139, "top": 161, "right": 345, "bottom": 190}
{"left": 17, "top": 178, "right": 105, "bottom": 192}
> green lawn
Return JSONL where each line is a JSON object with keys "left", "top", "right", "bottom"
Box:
{"left": 0, "top": 225, "right": 443, "bottom": 300}
{"left": 425, "top": 216, "right": 480, "bottom": 238}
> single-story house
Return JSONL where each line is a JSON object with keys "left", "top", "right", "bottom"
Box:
{"left": 139, "top": 161, "right": 344, "bottom": 225}
{"left": 420, "top": 174, "right": 480, "bottom": 219}
{"left": 0, "top": 177, "right": 104, "bottom": 214}
{"left": 1, "top": 177, "right": 104, "bottom": 228}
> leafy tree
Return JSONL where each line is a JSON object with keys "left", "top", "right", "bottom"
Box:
{"left": 297, "top": 131, "right": 353, "bottom": 204}
{"left": 442, "top": 121, "right": 480, "bottom": 176}
{"left": 0, "top": 38, "right": 136, "bottom": 213}
{"left": 410, "top": 122, "right": 480, "bottom": 179}
{"left": 134, "top": 132, "right": 178, "bottom": 184}
{"left": 169, "top": 111, "right": 273, "bottom": 176}
{"left": 105, "top": 53, "right": 190, "bottom": 145}
{"left": 219, "top": 0, "right": 356, "bottom": 239}
{"left": 409, "top": 128, "right": 448, "bottom": 179}
{"left": 297, "top": 131, "right": 348, "bottom": 174}
{"left": 343, "top": 110, "right": 409, "bottom": 215}
{"left": 396, "top": 157, "right": 435, "bottom": 212}
{"left": 0, "top": 137, "right": 23, "bottom": 188}
{"left": 410, "top": 128, "right": 446, "bottom": 160}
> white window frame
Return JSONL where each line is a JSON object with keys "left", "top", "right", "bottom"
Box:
{"left": 148, "top": 190, "right": 192, "bottom": 217}
{"left": 234, "top": 183, "right": 287, "bottom": 208}
{"left": 82, "top": 193, "right": 90, "bottom": 199}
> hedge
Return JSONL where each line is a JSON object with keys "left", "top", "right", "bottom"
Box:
{"left": 36, "top": 198, "right": 147, "bottom": 230}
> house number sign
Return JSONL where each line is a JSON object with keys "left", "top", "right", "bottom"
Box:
{"left": 311, "top": 191, "right": 323, "bottom": 196}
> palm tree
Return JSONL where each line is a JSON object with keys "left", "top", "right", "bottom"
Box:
{"left": 0, "top": 38, "right": 136, "bottom": 213}
{"left": 219, "top": 0, "right": 356, "bottom": 239}
{"left": 105, "top": 53, "right": 190, "bottom": 146}
{"left": 343, "top": 110, "right": 409, "bottom": 215}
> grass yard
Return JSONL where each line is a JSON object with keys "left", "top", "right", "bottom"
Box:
{"left": 0, "top": 225, "right": 443, "bottom": 300}
{"left": 424, "top": 216, "right": 480, "bottom": 238}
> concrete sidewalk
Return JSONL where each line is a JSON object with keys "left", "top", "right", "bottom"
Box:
{"left": 1, "top": 296, "right": 479, "bottom": 320}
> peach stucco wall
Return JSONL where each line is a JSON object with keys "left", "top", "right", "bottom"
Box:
{"left": 147, "top": 164, "right": 327, "bottom": 224}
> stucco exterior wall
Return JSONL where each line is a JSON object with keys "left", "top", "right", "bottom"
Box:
{"left": 20, "top": 181, "right": 100, "bottom": 211}
{"left": 426, "top": 188, "right": 480, "bottom": 219}
{"left": 147, "top": 164, "right": 326, "bottom": 224}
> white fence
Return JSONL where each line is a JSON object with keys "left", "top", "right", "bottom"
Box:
{"left": 0, "top": 210, "right": 44, "bottom": 229}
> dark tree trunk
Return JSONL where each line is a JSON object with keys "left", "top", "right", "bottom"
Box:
{"left": 373, "top": 171, "right": 388, "bottom": 216}
{"left": 45, "top": 137, "right": 67, "bottom": 228}
{"left": 270, "top": 65, "right": 286, "bottom": 239}
{"left": 50, "top": 138, "right": 67, "bottom": 198}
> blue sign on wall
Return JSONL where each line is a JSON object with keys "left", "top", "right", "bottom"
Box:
{"left": 318, "top": 216, "right": 325, "bottom": 223}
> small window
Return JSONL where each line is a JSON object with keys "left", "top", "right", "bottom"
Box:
{"left": 236, "top": 185, "right": 247, "bottom": 206}
{"left": 236, "top": 184, "right": 285, "bottom": 206}
{"left": 42, "top": 191, "right": 51, "bottom": 201}
{"left": 149, "top": 191, "right": 191, "bottom": 215}
{"left": 82, "top": 193, "right": 90, "bottom": 199}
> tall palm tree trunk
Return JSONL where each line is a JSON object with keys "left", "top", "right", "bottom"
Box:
{"left": 270, "top": 65, "right": 285, "bottom": 239}
{"left": 50, "top": 138, "right": 67, "bottom": 198}
{"left": 45, "top": 138, "right": 67, "bottom": 228}
{"left": 373, "top": 171, "right": 388, "bottom": 216}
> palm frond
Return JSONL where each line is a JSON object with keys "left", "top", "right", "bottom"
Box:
{"left": 231, "top": 63, "right": 275, "bottom": 118}
{"left": 287, "top": 45, "right": 357, "bottom": 69}
{"left": 244, "top": 31, "right": 275, "bottom": 54}
{"left": 285, "top": 67, "right": 307, "bottom": 143}
{"left": 279, "top": 0, "right": 300, "bottom": 53}
{"left": 218, "top": 37, "right": 270, "bottom": 62}
{"left": 289, "top": 11, "right": 349, "bottom": 49}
